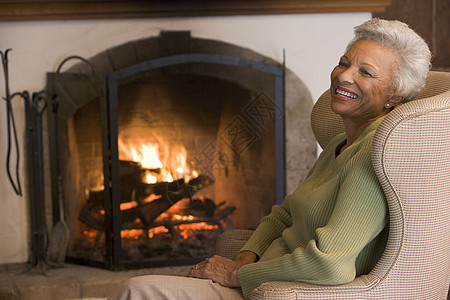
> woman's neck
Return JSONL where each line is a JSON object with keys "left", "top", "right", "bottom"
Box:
{"left": 341, "top": 117, "right": 376, "bottom": 151}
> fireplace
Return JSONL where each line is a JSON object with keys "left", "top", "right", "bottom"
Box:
{"left": 44, "top": 31, "right": 299, "bottom": 270}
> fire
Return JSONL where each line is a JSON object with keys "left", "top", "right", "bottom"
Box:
{"left": 148, "top": 226, "right": 170, "bottom": 238}
{"left": 105, "top": 137, "right": 216, "bottom": 244}
{"left": 118, "top": 137, "right": 197, "bottom": 183}
{"left": 78, "top": 134, "right": 228, "bottom": 261}
{"left": 146, "top": 220, "right": 219, "bottom": 240}
{"left": 118, "top": 138, "right": 163, "bottom": 170}
{"left": 176, "top": 222, "right": 219, "bottom": 239}
{"left": 98, "top": 201, "right": 138, "bottom": 215}
{"left": 121, "top": 229, "right": 144, "bottom": 239}
{"left": 83, "top": 230, "right": 99, "bottom": 239}
{"left": 148, "top": 213, "right": 220, "bottom": 240}
{"left": 145, "top": 173, "right": 158, "bottom": 184}
{"left": 172, "top": 214, "right": 196, "bottom": 221}
{"left": 136, "top": 143, "right": 163, "bottom": 169}
{"left": 120, "top": 201, "right": 138, "bottom": 210}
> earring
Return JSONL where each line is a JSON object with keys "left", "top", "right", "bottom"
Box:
{"left": 385, "top": 103, "right": 390, "bottom": 108}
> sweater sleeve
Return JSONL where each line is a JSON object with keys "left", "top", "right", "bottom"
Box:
{"left": 237, "top": 139, "right": 388, "bottom": 299}
{"left": 238, "top": 141, "right": 327, "bottom": 257}
{"left": 239, "top": 194, "right": 293, "bottom": 257}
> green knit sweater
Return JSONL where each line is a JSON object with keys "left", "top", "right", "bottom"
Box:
{"left": 238, "top": 117, "right": 389, "bottom": 299}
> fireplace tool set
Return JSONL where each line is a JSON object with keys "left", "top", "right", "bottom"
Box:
{"left": 1, "top": 49, "right": 55, "bottom": 275}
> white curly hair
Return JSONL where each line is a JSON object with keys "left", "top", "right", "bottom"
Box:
{"left": 346, "top": 18, "right": 432, "bottom": 102}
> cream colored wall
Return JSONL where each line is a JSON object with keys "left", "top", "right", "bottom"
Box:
{"left": 0, "top": 13, "right": 370, "bottom": 264}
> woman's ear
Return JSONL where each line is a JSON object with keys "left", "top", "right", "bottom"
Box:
{"left": 388, "top": 95, "right": 404, "bottom": 107}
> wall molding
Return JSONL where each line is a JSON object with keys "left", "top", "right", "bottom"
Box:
{"left": 0, "top": 0, "right": 392, "bottom": 22}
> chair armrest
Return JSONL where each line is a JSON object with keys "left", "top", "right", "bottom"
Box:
{"left": 250, "top": 274, "right": 381, "bottom": 299}
{"left": 215, "top": 229, "right": 254, "bottom": 259}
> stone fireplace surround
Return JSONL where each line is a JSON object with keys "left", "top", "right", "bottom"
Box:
{"left": 45, "top": 30, "right": 317, "bottom": 270}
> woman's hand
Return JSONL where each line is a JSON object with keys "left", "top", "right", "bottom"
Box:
{"left": 233, "top": 251, "right": 258, "bottom": 266}
{"left": 187, "top": 255, "right": 241, "bottom": 287}
{"left": 187, "top": 251, "right": 257, "bottom": 288}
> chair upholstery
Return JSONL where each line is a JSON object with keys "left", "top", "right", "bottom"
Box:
{"left": 216, "top": 229, "right": 255, "bottom": 260}
{"left": 216, "top": 71, "right": 450, "bottom": 299}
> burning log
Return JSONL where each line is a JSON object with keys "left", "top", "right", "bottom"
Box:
{"left": 138, "top": 189, "right": 191, "bottom": 227}
{"left": 139, "top": 175, "right": 214, "bottom": 199}
{"left": 79, "top": 173, "right": 215, "bottom": 230}
{"left": 78, "top": 206, "right": 105, "bottom": 231}
{"left": 123, "top": 203, "right": 236, "bottom": 232}
{"left": 137, "top": 175, "right": 215, "bottom": 226}
{"left": 120, "top": 160, "right": 168, "bottom": 202}
{"left": 119, "top": 160, "right": 145, "bottom": 202}
{"left": 120, "top": 160, "right": 160, "bottom": 177}
{"left": 188, "top": 197, "right": 216, "bottom": 217}
{"left": 78, "top": 192, "right": 140, "bottom": 230}
{"left": 187, "top": 174, "right": 215, "bottom": 191}
{"left": 140, "top": 178, "right": 185, "bottom": 198}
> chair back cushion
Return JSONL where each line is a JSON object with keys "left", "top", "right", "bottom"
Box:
{"left": 370, "top": 88, "right": 450, "bottom": 299}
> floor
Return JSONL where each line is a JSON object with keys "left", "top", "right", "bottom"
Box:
{"left": 0, "top": 262, "right": 191, "bottom": 300}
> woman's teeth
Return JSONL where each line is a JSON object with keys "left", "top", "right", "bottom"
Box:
{"left": 336, "top": 89, "right": 358, "bottom": 99}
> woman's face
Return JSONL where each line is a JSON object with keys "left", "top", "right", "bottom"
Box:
{"left": 330, "top": 39, "right": 400, "bottom": 124}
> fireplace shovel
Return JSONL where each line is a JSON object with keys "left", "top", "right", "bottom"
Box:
{"left": 48, "top": 176, "right": 69, "bottom": 265}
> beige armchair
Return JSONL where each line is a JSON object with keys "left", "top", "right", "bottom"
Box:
{"left": 216, "top": 71, "right": 450, "bottom": 299}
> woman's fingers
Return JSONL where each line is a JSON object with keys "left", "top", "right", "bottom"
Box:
{"left": 186, "top": 256, "right": 241, "bottom": 287}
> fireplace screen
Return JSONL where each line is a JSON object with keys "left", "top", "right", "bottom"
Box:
{"left": 47, "top": 53, "right": 285, "bottom": 270}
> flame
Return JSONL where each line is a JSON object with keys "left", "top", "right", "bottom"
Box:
{"left": 121, "top": 229, "right": 144, "bottom": 239}
{"left": 117, "top": 137, "right": 197, "bottom": 183}
{"left": 145, "top": 172, "right": 158, "bottom": 184}
{"left": 148, "top": 226, "right": 170, "bottom": 238}
{"left": 81, "top": 213, "right": 219, "bottom": 242}
{"left": 119, "top": 138, "right": 162, "bottom": 169}
{"left": 137, "top": 144, "right": 163, "bottom": 169}
{"left": 98, "top": 201, "right": 137, "bottom": 215}
{"left": 176, "top": 222, "right": 219, "bottom": 239}
{"left": 146, "top": 221, "right": 219, "bottom": 240}
{"left": 120, "top": 202, "right": 138, "bottom": 210}
{"left": 172, "top": 214, "right": 196, "bottom": 221}
{"left": 166, "top": 172, "right": 174, "bottom": 183}
{"left": 83, "top": 230, "right": 99, "bottom": 239}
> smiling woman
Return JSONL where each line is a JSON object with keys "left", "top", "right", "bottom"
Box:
{"left": 327, "top": 18, "right": 431, "bottom": 155}
{"left": 107, "top": 18, "right": 432, "bottom": 300}
{"left": 330, "top": 39, "right": 403, "bottom": 147}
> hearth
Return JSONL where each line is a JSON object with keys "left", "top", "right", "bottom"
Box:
{"left": 45, "top": 32, "right": 286, "bottom": 270}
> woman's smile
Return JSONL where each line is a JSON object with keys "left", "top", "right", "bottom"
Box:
{"left": 334, "top": 86, "right": 359, "bottom": 101}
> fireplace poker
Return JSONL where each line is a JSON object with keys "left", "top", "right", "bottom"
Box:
{"left": 1, "top": 49, "right": 22, "bottom": 196}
